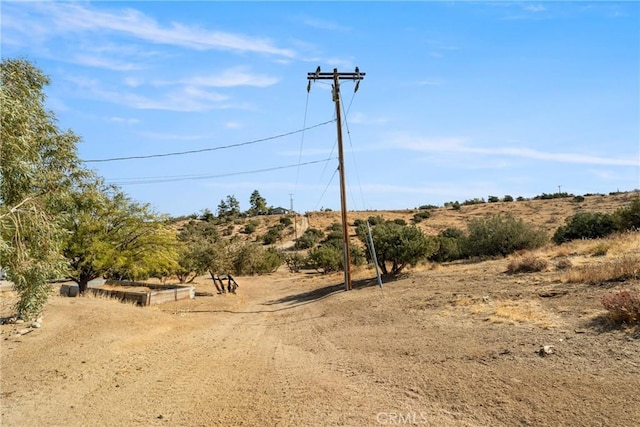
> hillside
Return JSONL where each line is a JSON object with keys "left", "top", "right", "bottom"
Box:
{"left": 210, "top": 191, "right": 638, "bottom": 245}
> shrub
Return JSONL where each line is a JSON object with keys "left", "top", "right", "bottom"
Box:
{"left": 357, "top": 220, "right": 436, "bottom": 275}
{"left": 573, "top": 195, "right": 585, "bottom": 203}
{"left": 488, "top": 195, "right": 499, "bottom": 203}
{"left": 307, "top": 244, "right": 343, "bottom": 274}
{"left": 552, "top": 212, "right": 618, "bottom": 244}
{"left": 279, "top": 216, "right": 293, "bottom": 227}
{"left": 262, "top": 225, "right": 284, "bottom": 244}
{"left": 503, "top": 195, "right": 514, "bottom": 202}
{"left": 464, "top": 214, "right": 547, "bottom": 258}
{"left": 393, "top": 218, "right": 407, "bottom": 226}
{"left": 232, "top": 243, "right": 282, "bottom": 274}
{"left": 243, "top": 220, "right": 259, "bottom": 234}
{"left": 614, "top": 195, "right": 640, "bottom": 231}
{"left": 429, "top": 236, "right": 463, "bottom": 262}
{"left": 284, "top": 252, "right": 305, "bottom": 273}
{"left": 506, "top": 256, "right": 549, "bottom": 274}
{"left": 294, "top": 228, "right": 324, "bottom": 249}
{"left": 412, "top": 211, "right": 431, "bottom": 223}
{"left": 418, "top": 204, "right": 439, "bottom": 210}
{"left": 601, "top": 291, "right": 640, "bottom": 325}
{"left": 555, "top": 258, "right": 573, "bottom": 271}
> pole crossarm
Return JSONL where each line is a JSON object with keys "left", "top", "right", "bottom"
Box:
{"left": 307, "top": 72, "right": 366, "bottom": 80}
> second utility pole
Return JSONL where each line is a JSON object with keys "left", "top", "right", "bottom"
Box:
{"left": 307, "top": 67, "right": 365, "bottom": 291}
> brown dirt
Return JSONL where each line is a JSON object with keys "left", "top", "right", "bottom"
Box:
{"left": 2, "top": 251, "right": 639, "bottom": 426}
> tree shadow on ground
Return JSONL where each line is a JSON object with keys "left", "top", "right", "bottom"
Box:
{"left": 262, "top": 273, "right": 401, "bottom": 307}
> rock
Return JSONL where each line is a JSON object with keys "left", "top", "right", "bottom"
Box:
{"left": 15, "top": 319, "right": 24, "bottom": 324}
{"left": 18, "top": 328, "right": 32, "bottom": 335}
{"left": 538, "top": 345, "right": 554, "bottom": 357}
{"left": 31, "top": 322, "right": 41, "bottom": 328}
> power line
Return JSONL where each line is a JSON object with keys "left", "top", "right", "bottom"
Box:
{"left": 82, "top": 119, "right": 335, "bottom": 163}
{"left": 106, "top": 158, "right": 336, "bottom": 186}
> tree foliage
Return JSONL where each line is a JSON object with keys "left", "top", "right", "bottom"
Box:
{"left": 357, "top": 220, "right": 436, "bottom": 275}
{"left": 0, "top": 58, "right": 85, "bottom": 319}
{"left": 464, "top": 213, "right": 547, "bottom": 257}
{"left": 248, "top": 190, "right": 269, "bottom": 216}
{"left": 64, "top": 180, "right": 179, "bottom": 292}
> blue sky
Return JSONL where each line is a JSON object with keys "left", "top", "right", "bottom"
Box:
{"left": 3, "top": 1, "right": 638, "bottom": 217}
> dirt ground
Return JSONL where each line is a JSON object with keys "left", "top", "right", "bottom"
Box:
{"left": 1, "top": 254, "right": 639, "bottom": 426}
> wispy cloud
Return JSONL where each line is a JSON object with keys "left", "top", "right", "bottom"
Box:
{"left": 156, "top": 67, "right": 279, "bottom": 88}
{"left": 524, "top": 4, "right": 546, "bottom": 13}
{"left": 394, "top": 135, "right": 638, "bottom": 166}
{"left": 298, "top": 15, "right": 350, "bottom": 32}
{"left": 5, "top": 2, "right": 295, "bottom": 58}
{"left": 66, "top": 75, "right": 238, "bottom": 112}
{"left": 109, "top": 117, "right": 140, "bottom": 125}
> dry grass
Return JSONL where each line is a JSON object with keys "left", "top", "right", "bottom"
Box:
{"left": 506, "top": 255, "right": 549, "bottom": 274}
{"left": 563, "top": 256, "right": 640, "bottom": 284}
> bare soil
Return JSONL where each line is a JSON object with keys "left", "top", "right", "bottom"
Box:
{"left": 2, "top": 257, "right": 639, "bottom": 426}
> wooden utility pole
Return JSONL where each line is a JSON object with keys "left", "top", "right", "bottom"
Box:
{"left": 307, "top": 67, "right": 365, "bottom": 291}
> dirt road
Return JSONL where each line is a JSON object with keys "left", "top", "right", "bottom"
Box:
{"left": 2, "top": 261, "right": 639, "bottom": 426}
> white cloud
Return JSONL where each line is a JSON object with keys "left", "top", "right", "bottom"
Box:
{"left": 524, "top": 5, "right": 546, "bottom": 13}
{"left": 138, "top": 132, "right": 203, "bottom": 141}
{"left": 393, "top": 134, "right": 638, "bottom": 166}
{"left": 225, "top": 122, "right": 241, "bottom": 129}
{"left": 157, "top": 67, "right": 279, "bottom": 88}
{"left": 298, "top": 16, "right": 350, "bottom": 32}
{"left": 109, "top": 117, "right": 140, "bottom": 125}
{"left": 6, "top": 2, "right": 295, "bottom": 57}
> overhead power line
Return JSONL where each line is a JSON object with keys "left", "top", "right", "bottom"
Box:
{"left": 83, "top": 119, "right": 336, "bottom": 163}
{"left": 106, "top": 158, "right": 336, "bottom": 186}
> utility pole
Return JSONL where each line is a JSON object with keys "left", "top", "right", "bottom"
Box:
{"left": 290, "top": 193, "right": 296, "bottom": 239}
{"left": 307, "top": 67, "right": 365, "bottom": 291}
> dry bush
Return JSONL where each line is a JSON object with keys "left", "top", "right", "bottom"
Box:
{"left": 601, "top": 290, "right": 640, "bottom": 325}
{"left": 564, "top": 256, "right": 640, "bottom": 284}
{"left": 554, "top": 257, "right": 573, "bottom": 271}
{"left": 506, "top": 256, "right": 549, "bottom": 274}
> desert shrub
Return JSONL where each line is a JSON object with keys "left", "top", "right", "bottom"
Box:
{"left": 233, "top": 243, "right": 282, "bottom": 274}
{"left": 418, "top": 204, "right": 439, "bottom": 210}
{"left": 506, "top": 256, "right": 549, "bottom": 274}
{"left": 412, "top": 211, "right": 431, "bottom": 223}
{"left": 306, "top": 244, "right": 343, "bottom": 274}
{"left": 367, "top": 215, "right": 385, "bottom": 226}
{"left": 463, "top": 214, "right": 547, "bottom": 258}
{"left": 516, "top": 196, "right": 525, "bottom": 202}
{"left": 488, "top": 195, "right": 499, "bottom": 203}
{"left": 555, "top": 258, "right": 573, "bottom": 270}
{"left": 573, "top": 195, "right": 585, "bottom": 203}
{"left": 552, "top": 212, "right": 618, "bottom": 244}
{"left": 243, "top": 219, "right": 259, "bottom": 234}
{"left": 284, "top": 252, "right": 305, "bottom": 273}
{"left": 614, "top": 195, "right": 640, "bottom": 231}
{"left": 429, "top": 237, "right": 463, "bottom": 262}
{"left": 601, "top": 290, "right": 640, "bottom": 325}
{"left": 262, "top": 224, "right": 285, "bottom": 244}
{"left": 294, "top": 228, "right": 324, "bottom": 249}
{"left": 393, "top": 218, "right": 407, "bottom": 226}
{"left": 462, "top": 198, "right": 485, "bottom": 206}
{"left": 503, "top": 195, "right": 514, "bottom": 202}
{"left": 279, "top": 216, "right": 293, "bottom": 227}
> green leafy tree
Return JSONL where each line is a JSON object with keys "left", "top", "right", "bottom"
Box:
{"left": 178, "top": 220, "right": 230, "bottom": 286}
{"left": 357, "top": 220, "right": 436, "bottom": 275}
{"left": 248, "top": 190, "right": 269, "bottom": 216}
{"left": 0, "top": 58, "right": 85, "bottom": 319}
{"left": 64, "top": 181, "right": 179, "bottom": 292}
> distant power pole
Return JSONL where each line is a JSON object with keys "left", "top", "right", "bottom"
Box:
{"left": 558, "top": 185, "right": 562, "bottom": 194}
{"left": 307, "top": 67, "right": 365, "bottom": 291}
{"left": 290, "top": 193, "right": 296, "bottom": 239}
